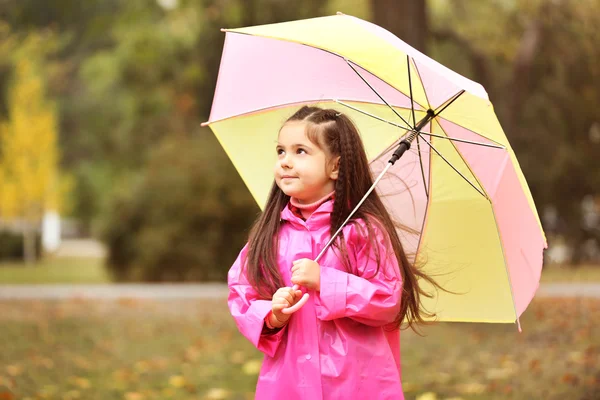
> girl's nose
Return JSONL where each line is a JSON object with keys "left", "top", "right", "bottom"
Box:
{"left": 280, "top": 155, "right": 292, "bottom": 169}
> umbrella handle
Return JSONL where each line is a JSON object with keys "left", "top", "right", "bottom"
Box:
{"left": 281, "top": 284, "right": 309, "bottom": 314}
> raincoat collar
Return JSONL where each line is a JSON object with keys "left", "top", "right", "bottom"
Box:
{"left": 281, "top": 197, "right": 334, "bottom": 230}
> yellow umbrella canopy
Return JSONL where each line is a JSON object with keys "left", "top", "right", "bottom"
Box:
{"left": 203, "top": 14, "right": 546, "bottom": 327}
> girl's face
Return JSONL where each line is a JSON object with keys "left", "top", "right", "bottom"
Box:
{"left": 275, "top": 121, "right": 339, "bottom": 204}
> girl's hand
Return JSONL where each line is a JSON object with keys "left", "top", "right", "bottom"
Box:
{"left": 270, "top": 287, "right": 303, "bottom": 328}
{"left": 291, "top": 258, "right": 321, "bottom": 291}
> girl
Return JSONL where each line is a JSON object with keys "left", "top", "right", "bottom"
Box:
{"left": 228, "top": 106, "right": 440, "bottom": 399}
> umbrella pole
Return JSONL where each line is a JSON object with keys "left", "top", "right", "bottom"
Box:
{"left": 314, "top": 110, "right": 435, "bottom": 263}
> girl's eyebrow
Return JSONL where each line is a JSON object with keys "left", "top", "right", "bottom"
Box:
{"left": 275, "top": 142, "right": 312, "bottom": 149}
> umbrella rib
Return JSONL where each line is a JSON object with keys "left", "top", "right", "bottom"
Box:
{"left": 407, "top": 55, "right": 417, "bottom": 127}
{"left": 337, "top": 100, "right": 504, "bottom": 150}
{"left": 419, "top": 131, "right": 505, "bottom": 149}
{"left": 344, "top": 59, "right": 414, "bottom": 129}
{"left": 336, "top": 100, "right": 413, "bottom": 131}
{"left": 417, "top": 134, "right": 488, "bottom": 199}
{"left": 433, "top": 90, "right": 465, "bottom": 117}
{"left": 416, "top": 135, "right": 429, "bottom": 199}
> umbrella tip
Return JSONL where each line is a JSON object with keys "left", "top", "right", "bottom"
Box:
{"left": 336, "top": 11, "right": 345, "bottom": 16}
{"left": 220, "top": 28, "right": 227, "bottom": 32}
{"left": 201, "top": 121, "right": 210, "bottom": 127}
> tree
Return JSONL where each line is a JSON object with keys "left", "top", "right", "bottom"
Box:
{"left": 371, "top": 0, "right": 429, "bottom": 52}
{"left": 0, "top": 47, "right": 62, "bottom": 264}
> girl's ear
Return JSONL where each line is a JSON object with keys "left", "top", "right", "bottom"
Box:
{"left": 329, "top": 156, "right": 341, "bottom": 180}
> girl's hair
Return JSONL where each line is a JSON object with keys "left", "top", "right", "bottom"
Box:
{"left": 244, "top": 105, "right": 443, "bottom": 332}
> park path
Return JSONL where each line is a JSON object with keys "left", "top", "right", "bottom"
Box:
{"left": 0, "top": 283, "right": 599, "bottom": 300}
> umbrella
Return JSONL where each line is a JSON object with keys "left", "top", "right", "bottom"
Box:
{"left": 201, "top": 13, "right": 547, "bottom": 329}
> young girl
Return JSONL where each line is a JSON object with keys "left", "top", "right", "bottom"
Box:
{"left": 228, "top": 106, "right": 439, "bottom": 399}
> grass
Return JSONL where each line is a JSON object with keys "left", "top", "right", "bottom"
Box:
{"left": 0, "top": 257, "right": 111, "bottom": 284}
{"left": 0, "top": 297, "right": 598, "bottom": 400}
{"left": 540, "top": 264, "right": 600, "bottom": 283}
{"left": 0, "top": 256, "right": 599, "bottom": 285}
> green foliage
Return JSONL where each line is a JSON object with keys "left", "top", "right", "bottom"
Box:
{"left": 427, "top": 0, "right": 600, "bottom": 261}
{"left": 0, "top": 230, "right": 41, "bottom": 260}
{"left": 100, "top": 134, "right": 259, "bottom": 282}
{"left": 1, "top": 0, "right": 598, "bottom": 271}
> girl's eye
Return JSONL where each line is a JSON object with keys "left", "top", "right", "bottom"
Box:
{"left": 296, "top": 148, "right": 307, "bottom": 154}
{"left": 276, "top": 148, "right": 285, "bottom": 155}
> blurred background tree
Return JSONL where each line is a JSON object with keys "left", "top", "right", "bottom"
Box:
{"left": 0, "top": 33, "right": 69, "bottom": 264}
{"left": 0, "top": 0, "right": 597, "bottom": 278}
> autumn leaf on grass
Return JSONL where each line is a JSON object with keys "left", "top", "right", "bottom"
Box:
{"left": 205, "top": 388, "right": 230, "bottom": 400}
{"left": 124, "top": 392, "right": 145, "bottom": 400}
{"left": 135, "top": 360, "right": 151, "bottom": 373}
{"left": 242, "top": 359, "right": 262, "bottom": 375}
{"left": 485, "top": 368, "right": 514, "bottom": 380}
{"left": 4, "top": 366, "right": 21, "bottom": 378}
{"left": 415, "top": 392, "right": 437, "bottom": 400}
{"left": 561, "top": 373, "right": 579, "bottom": 385}
{"left": 68, "top": 377, "right": 91, "bottom": 389}
{"left": 455, "top": 382, "right": 486, "bottom": 395}
{"left": 168, "top": 375, "right": 186, "bottom": 388}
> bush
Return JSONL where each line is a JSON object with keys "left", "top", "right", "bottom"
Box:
{"left": 100, "top": 134, "right": 259, "bottom": 282}
{"left": 0, "top": 230, "right": 42, "bottom": 261}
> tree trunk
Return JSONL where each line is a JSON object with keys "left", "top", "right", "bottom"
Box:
{"left": 504, "top": 17, "right": 544, "bottom": 136}
{"left": 371, "top": 0, "right": 429, "bottom": 53}
{"left": 23, "top": 221, "right": 37, "bottom": 265}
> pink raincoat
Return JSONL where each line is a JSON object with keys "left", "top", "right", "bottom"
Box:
{"left": 228, "top": 199, "right": 404, "bottom": 399}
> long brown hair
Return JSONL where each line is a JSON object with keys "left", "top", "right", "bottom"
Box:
{"left": 244, "top": 105, "right": 443, "bottom": 332}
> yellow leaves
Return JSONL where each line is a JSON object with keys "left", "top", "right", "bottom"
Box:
{"left": 0, "top": 50, "right": 66, "bottom": 220}
{"left": 134, "top": 360, "right": 151, "bottom": 374}
{"left": 415, "top": 392, "right": 465, "bottom": 400}
{"left": 124, "top": 392, "right": 145, "bottom": 400}
{"left": 68, "top": 377, "right": 91, "bottom": 389}
{"left": 241, "top": 359, "right": 262, "bottom": 376}
{"left": 204, "top": 388, "right": 230, "bottom": 400}
{"left": 168, "top": 375, "right": 186, "bottom": 388}
{"left": 4, "top": 365, "right": 22, "bottom": 377}
{"left": 416, "top": 392, "right": 438, "bottom": 400}
{"left": 454, "top": 382, "right": 486, "bottom": 395}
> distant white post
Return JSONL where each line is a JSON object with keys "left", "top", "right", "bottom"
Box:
{"left": 42, "top": 211, "right": 61, "bottom": 253}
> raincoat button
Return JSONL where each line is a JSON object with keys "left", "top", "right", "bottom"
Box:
{"left": 305, "top": 354, "right": 311, "bottom": 360}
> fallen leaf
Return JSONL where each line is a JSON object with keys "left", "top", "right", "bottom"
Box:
{"left": 242, "top": 359, "right": 262, "bottom": 376}
{"left": 124, "top": 392, "right": 145, "bottom": 400}
{"left": 455, "top": 382, "right": 486, "bottom": 395}
{"left": 416, "top": 392, "right": 437, "bottom": 400}
{"left": 485, "top": 368, "right": 514, "bottom": 380}
{"left": 168, "top": 375, "right": 186, "bottom": 388}
{"left": 561, "top": 373, "right": 579, "bottom": 385}
{"left": 5, "top": 366, "right": 22, "bottom": 377}
{"left": 205, "top": 388, "right": 229, "bottom": 400}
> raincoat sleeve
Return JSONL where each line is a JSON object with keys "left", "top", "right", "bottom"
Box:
{"left": 314, "top": 222, "right": 402, "bottom": 327}
{"left": 227, "top": 245, "right": 286, "bottom": 357}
